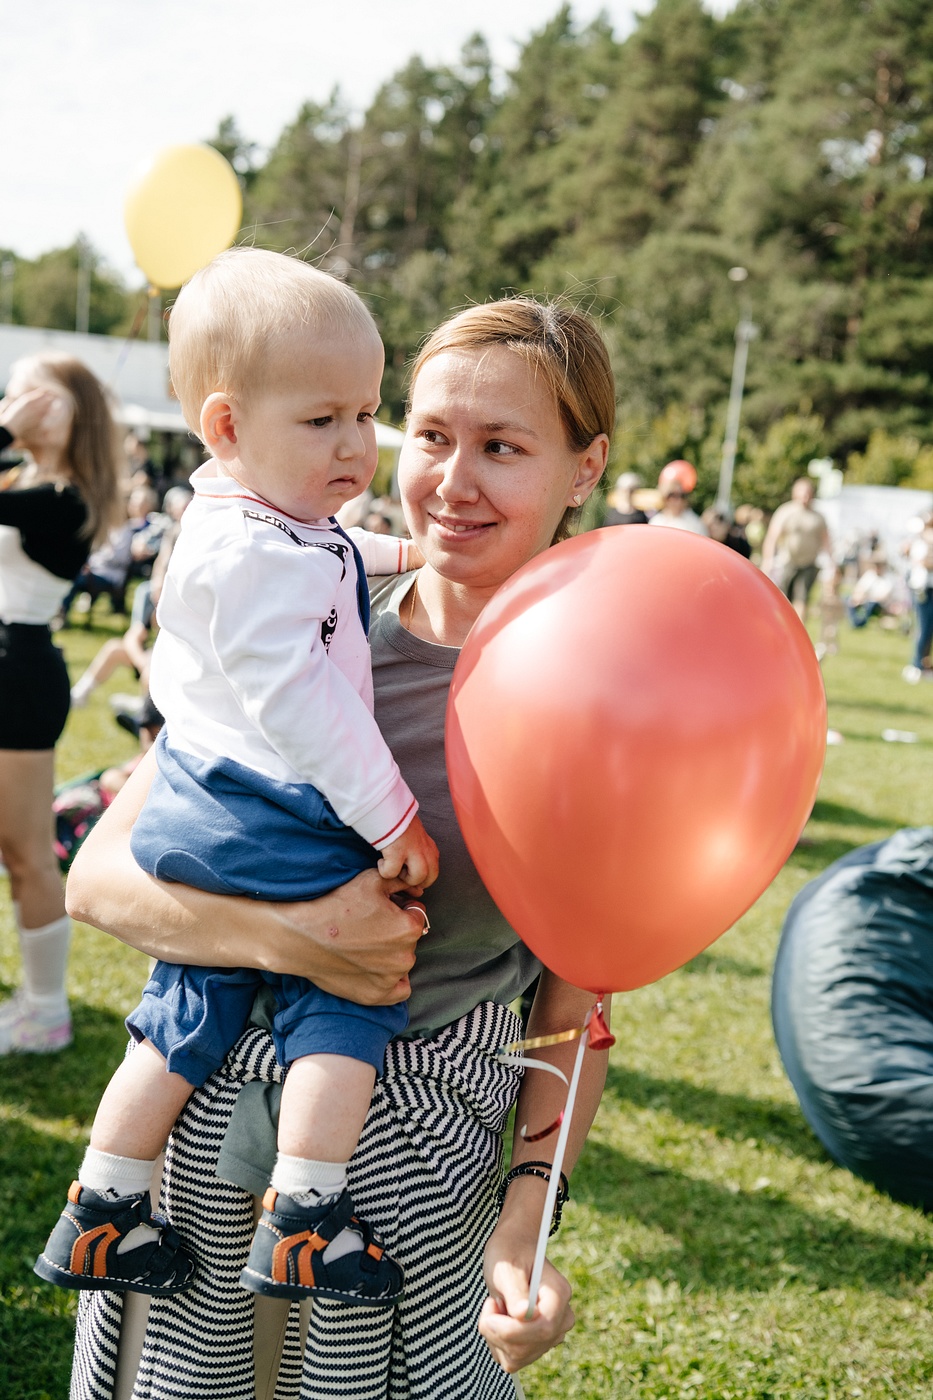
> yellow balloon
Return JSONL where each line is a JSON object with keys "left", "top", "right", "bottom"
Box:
{"left": 124, "top": 144, "right": 243, "bottom": 290}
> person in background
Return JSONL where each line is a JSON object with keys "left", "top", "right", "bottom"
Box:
{"left": 58, "top": 490, "right": 143, "bottom": 623}
{"left": 902, "top": 511, "right": 933, "bottom": 683}
{"left": 702, "top": 505, "right": 751, "bottom": 557}
{"left": 70, "top": 485, "right": 194, "bottom": 711}
{"left": 761, "top": 477, "right": 832, "bottom": 624}
{"left": 734, "top": 504, "right": 766, "bottom": 562}
{"left": 124, "top": 430, "right": 167, "bottom": 501}
{"left": 362, "top": 509, "right": 395, "bottom": 536}
{"left": 846, "top": 551, "right": 897, "bottom": 629}
{"left": 648, "top": 476, "right": 708, "bottom": 535}
{"left": 816, "top": 562, "right": 845, "bottom": 661}
{"left": 603, "top": 471, "right": 648, "bottom": 526}
{"left": 0, "top": 353, "right": 121, "bottom": 1054}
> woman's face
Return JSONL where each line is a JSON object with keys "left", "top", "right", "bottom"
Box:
{"left": 4, "top": 366, "right": 74, "bottom": 454}
{"left": 400, "top": 347, "right": 604, "bottom": 592}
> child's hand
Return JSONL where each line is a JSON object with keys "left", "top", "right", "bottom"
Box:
{"left": 407, "top": 543, "right": 426, "bottom": 570}
{"left": 378, "top": 815, "right": 439, "bottom": 888}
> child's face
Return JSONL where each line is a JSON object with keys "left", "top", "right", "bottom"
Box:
{"left": 224, "top": 328, "right": 384, "bottom": 522}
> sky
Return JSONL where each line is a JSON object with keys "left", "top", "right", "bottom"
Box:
{"left": 2, "top": 0, "right": 732, "bottom": 285}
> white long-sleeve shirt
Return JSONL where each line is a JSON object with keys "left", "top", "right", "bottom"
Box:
{"left": 148, "top": 461, "right": 417, "bottom": 850}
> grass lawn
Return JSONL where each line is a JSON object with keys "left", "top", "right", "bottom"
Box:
{"left": 2, "top": 609, "right": 932, "bottom": 1399}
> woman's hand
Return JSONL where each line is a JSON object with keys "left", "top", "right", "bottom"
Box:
{"left": 67, "top": 748, "right": 425, "bottom": 1000}
{"left": 270, "top": 868, "right": 424, "bottom": 1003}
{"left": 479, "top": 1179, "right": 575, "bottom": 1373}
{"left": 0, "top": 387, "right": 60, "bottom": 443}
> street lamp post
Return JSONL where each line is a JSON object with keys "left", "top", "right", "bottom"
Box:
{"left": 716, "top": 267, "right": 757, "bottom": 512}
{"left": 75, "top": 235, "right": 91, "bottom": 336}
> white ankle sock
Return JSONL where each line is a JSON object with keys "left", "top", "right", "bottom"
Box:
{"left": 18, "top": 915, "right": 71, "bottom": 1019}
{"left": 70, "top": 673, "right": 95, "bottom": 705}
{"left": 271, "top": 1153, "right": 347, "bottom": 1203}
{"left": 80, "top": 1147, "right": 157, "bottom": 1199}
{"left": 270, "top": 1154, "right": 361, "bottom": 1262}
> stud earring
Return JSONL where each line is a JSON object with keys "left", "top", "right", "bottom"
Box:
{"left": 572, "top": 494, "right": 582, "bottom": 506}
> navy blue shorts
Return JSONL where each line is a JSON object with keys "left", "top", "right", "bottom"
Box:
{"left": 127, "top": 963, "right": 408, "bottom": 1087}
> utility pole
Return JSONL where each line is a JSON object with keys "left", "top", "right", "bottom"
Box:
{"left": 148, "top": 287, "right": 161, "bottom": 342}
{"left": 75, "top": 234, "right": 91, "bottom": 335}
{"left": 0, "top": 257, "right": 14, "bottom": 324}
{"left": 717, "top": 267, "right": 757, "bottom": 512}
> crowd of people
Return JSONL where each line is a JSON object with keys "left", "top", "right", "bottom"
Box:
{"left": 0, "top": 269, "right": 931, "bottom": 1398}
{"left": 603, "top": 466, "right": 933, "bottom": 679}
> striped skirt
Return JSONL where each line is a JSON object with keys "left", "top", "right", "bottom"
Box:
{"left": 72, "top": 1002, "right": 524, "bottom": 1400}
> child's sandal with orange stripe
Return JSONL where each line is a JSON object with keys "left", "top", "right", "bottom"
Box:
{"left": 240, "top": 1187, "right": 403, "bottom": 1305}
{"left": 34, "top": 1181, "right": 196, "bottom": 1295}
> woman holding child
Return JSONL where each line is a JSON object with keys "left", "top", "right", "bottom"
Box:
{"left": 66, "top": 288, "right": 615, "bottom": 1398}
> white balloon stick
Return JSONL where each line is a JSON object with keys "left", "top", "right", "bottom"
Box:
{"left": 524, "top": 1023, "right": 590, "bottom": 1320}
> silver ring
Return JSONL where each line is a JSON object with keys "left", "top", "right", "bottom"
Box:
{"left": 404, "top": 903, "right": 431, "bottom": 937}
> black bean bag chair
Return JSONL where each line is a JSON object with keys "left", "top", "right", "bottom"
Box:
{"left": 771, "top": 827, "right": 933, "bottom": 1211}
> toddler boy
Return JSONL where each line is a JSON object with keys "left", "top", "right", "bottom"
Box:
{"left": 37, "top": 249, "right": 437, "bottom": 1306}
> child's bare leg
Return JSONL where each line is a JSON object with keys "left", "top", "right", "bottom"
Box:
{"left": 36, "top": 1039, "right": 198, "bottom": 1293}
{"left": 271, "top": 1053, "right": 375, "bottom": 1261}
{"left": 92, "top": 1039, "right": 194, "bottom": 1158}
{"left": 79, "top": 1041, "right": 191, "bottom": 1248}
{"left": 243, "top": 1053, "right": 402, "bottom": 1301}
{"left": 80, "top": 1039, "right": 194, "bottom": 1200}
{"left": 278, "top": 1053, "right": 374, "bottom": 1161}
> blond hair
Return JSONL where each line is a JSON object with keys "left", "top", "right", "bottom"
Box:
{"left": 409, "top": 298, "right": 616, "bottom": 540}
{"left": 168, "top": 248, "right": 381, "bottom": 433}
{"left": 12, "top": 354, "right": 123, "bottom": 545}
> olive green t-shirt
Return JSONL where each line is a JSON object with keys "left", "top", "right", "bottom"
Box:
{"left": 367, "top": 573, "right": 541, "bottom": 1037}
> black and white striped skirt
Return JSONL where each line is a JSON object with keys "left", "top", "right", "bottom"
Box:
{"left": 72, "top": 1002, "right": 524, "bottom": 1400}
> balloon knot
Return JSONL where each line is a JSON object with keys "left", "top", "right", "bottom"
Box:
{"left": 588, "top": 1000, "right": 615, "bottom": 1051}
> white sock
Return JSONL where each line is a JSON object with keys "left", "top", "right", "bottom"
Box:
{"left": 270, "top": 1154, "right": 361, "bottom": 1262}
{"left": 70, "top": 673, "right": 95, "bottom": 705}
{"left": 18, "top": 915, "right": 71, "bottom": 1019}
{"left": 79, "top": 1149, "right": 162, "bottom": 1254}
{"left": 80, "top": 1147, "right": 157, "bottom": 1199}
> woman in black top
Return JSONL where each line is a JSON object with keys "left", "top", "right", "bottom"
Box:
{"left": 0, "top": 354, "right": 121, "bottom": 1055}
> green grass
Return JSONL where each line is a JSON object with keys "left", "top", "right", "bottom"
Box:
{"left": 3, "top": 612, "right": 933, "bottom": 1398}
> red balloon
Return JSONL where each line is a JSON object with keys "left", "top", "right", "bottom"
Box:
{"left": 446, "top": 528, "right": 826, "bottom": 994}
{"left": 659, "top": 459, "right": 697, "bottom": 493}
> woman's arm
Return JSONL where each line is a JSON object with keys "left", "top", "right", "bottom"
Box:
{"left": 479, "top": 971, "right": 611, "bottom": 1373}
{"left": 66, "top": 747, "right": 423, "bottom": 1004}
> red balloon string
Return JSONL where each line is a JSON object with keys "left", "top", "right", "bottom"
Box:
{"left": 498, "top": 999, "right": 614, "bottom": 1141}
{"left": 522, "top": 1109, "right": 564, "bottom": 1143}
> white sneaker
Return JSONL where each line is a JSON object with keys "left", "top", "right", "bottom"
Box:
{"left": 108, "top": 693, "right": 144, "bottom": 717}
{"left": 0, "top": 991, "right": 72, "bottom": 1054}
{"left": 902, "top": 665, "right": 922, "bottom": 684}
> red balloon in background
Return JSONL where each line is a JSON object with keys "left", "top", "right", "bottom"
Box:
{"left": 659, "top": 459, "right": 698, "bottom": 493}
{"left": 445, "top": 528, "right": 826, "bottom": 994}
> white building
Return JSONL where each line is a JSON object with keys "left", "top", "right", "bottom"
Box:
{"left": 0, "top": 322, "right": 183, "bottom": 431}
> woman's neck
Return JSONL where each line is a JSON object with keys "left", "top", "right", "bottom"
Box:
{"left": 406, "top": 566, "right": 499, "bottom": 648}
{"left": 20, "top": 447, "right": 71, "bottom": 484}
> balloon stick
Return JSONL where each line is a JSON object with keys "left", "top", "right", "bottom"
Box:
{"left": 524, "top": 1018, "right": 591, "bottom": 1320}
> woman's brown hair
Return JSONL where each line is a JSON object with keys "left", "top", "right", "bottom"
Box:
{"left": 17, "top": 354, "right": 124, "bottom": 544}
{"left": 409, "top": 298, "right": 616, "bottom": 540}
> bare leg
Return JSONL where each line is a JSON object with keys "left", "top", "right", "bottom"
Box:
{"left": 92, "top": 1039, "right": 195, "bottom": 1160}
{"left": 0, "top": 749, "right": 65, "bottom": 928}
{"left": 73, "top": 637, "right": 131, "bottom": 693}
{"left": 277, "top": 1053, "right": 375, "bottom": 1161}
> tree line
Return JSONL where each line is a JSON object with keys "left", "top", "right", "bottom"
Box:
{"left": 4, "top": 0, "right": 933, "bottom": 510}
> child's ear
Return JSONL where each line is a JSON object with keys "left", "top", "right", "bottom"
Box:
{"left": 200, "top": 393, "right": 238, "bottom": 457}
